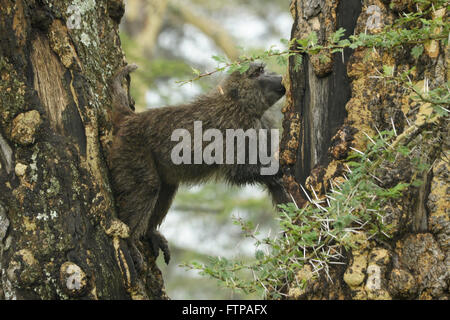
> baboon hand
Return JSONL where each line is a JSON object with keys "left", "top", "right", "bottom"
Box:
{"left": 147, "top": 229, "right": 171, "bottom": 264}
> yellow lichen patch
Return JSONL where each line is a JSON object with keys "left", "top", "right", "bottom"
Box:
{"left": 11, "top": 110, "right": 41, "bottom": 145}
{"left": 344, "top": 251, "right": 368, "bottom": 288}
{"left": 343, "top": 232, "right": 371, "bottom": 251}
{"left": 104, "top": 218, "right": 130, "bottom": 239}
{"left": 286, "top": 114, "right": 300, "bottom": 146}
{"left": 23, "top": 216, "right": 37, "bottom": 232}
{"left": 281, "top": 75, "right": 293, "bottom": 113}
{"left": 415, "top": 102, "right": 439, "bottom": 126}
{"left": 390, "top": 0, "right": 429, "bottom": 12}
{"left": 14, "top": 163, "right": 27, "bottom": 176}
{"left": 17, "top": 249, "right": 38, "bottom": 266}
{"left": 113, "top": 237, "right": 131, "bottom": 287}
{"left": 111, "top": 237, "right": 148, "bottom": 300}
{"left": 281, "top": 149, "right": 297, "bottom": 166}
{"left": 128, "top": 282, "right": 149, "bottom": 300}
{"left": 329, "top": 129, "right": 353, "bottom": 160}
{"left": 15, "top": 163, "right": 34, "bottom": 190}
{"left": 424, "top": 8, "right": 446, "bottom": 59}
{"left": 322, "top": 161, "right": 344, "bottom": 192}
{"left": 70, "top": 76, "right": 114, "bottom": 222}
{"left": 288, "top": 265, "right": 314, "bottom": 299}
{"left": 424, "top": 40, "right": 440, "bottom": 59}
{"left": 345, "top": 49, "right": 396, "bottom": 150}
{"left": 296, "top": 264, "right": 314, "bottom": 283}
{"left": 288, "top": 287, "right": 303, "bottom": 299}
{"left": 305, "top": 166, "right": 325, "bottom": 196}
{"left": 12, "top": 186, "right": 25, "bottom": 205}
{"left": 286, "top": 127, "right": 300, "bottom": 149}
{"left": 324, "top": 160, "right": 340, "bottom": 179}
{"left": 369, "top": 247, "right": 390, "bottom": 265}
{"left": 419, "top": 291, "right": 433, "bottom": 300}
{"left": 410, "top": 80, "right": 440, "bottom": 126}
{"left": 310, "top": 49, "right": 333, "bottom": 77}
{"left": 346, "top": 97, "right": 373, "bottom": 150}
{"left": 48, "top": 20, "right": 82, "bottom": 70}
{"left": 400, "top": 92, "right": 412, "bottom": 119}
{"left": 347, "top": 49, "right": 377, "bottom": 79}
{"left": 90, "top": 284, "right": 98, "bottom": 300}
{"left": 289, "top": 0, "right": 297, "bottom": 19}
{"left": 7, "top": 249, "right": 42, "bottom": 287}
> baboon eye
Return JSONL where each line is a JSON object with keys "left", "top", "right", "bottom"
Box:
{"left": 250, "top": 66, "right": 265, "bottom": 78}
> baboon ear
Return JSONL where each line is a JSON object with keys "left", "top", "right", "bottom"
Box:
{"left": 229, "top": 88, "right": 239, "bottom": 100}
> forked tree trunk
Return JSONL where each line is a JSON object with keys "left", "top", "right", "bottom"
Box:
{"left": 0, "top": 0, "right": 166, "bottom": 299}
{"left": 281, "top": 0, "right": 448, "bottom": 299}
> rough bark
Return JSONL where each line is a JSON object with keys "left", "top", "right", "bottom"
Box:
{"left": 0, "top": 0, "right": 166, "bottom": 300}
{"left": 281, "top": 0, "right": 449, "bottom": 299}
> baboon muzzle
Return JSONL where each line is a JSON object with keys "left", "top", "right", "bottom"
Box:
{"left": 259, "top": 74, "right": 286, "bottom": 106}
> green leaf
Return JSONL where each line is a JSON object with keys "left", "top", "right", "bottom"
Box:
{"left": 255, "top": 250, "right": 265, "bottom": 260}
{"left": 330, "top": 27, "right": 346, "bottom": 44}
{"left": 294, "top": 55, "right": 303, "bottom": 72}
{"left": 212, "top": 55, "right": 228, "bottom": 64}
{"left": 331, "top": 48, "right": 344, "bottom": 54}
{"left": 191, "top": 67, "right": 201, "bottom": 76}
{"left": 411, "top": 45, "right": 424, "bottom": 59}
{"left": 296, "top": 38, "right": 309, "bottom": 48}
{"left": 237, "top": 63, "right": 250, "bottom": 74}
{"left": 280, "top": 38, "right": 290, "bottom": 46}
{"left": 308, "top": 32, "right": 318, "bottom": 46}
{"left": 276, "top": 55, "right": 288, "bottom": 66}
{"left": 383, "top": 65, "right": 395, "bottom": 77}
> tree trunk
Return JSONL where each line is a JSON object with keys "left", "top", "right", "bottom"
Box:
{"left": 0, "top": 0, "right": 166, "bottom": 300}
{"left": 281, "top": 0, "right": 449, "bottom": 299}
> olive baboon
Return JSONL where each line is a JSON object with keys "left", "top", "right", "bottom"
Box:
{"left": 109, "top": 63, "right": 289, "bottom": 268}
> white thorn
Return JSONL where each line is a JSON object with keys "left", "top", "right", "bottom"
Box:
{"left": 390, "top": 117, "right": 397, "bottom": 136}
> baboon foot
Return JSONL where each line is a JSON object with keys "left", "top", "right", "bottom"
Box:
{"left": 146, "top": 229, "right": 171, "bottom": 264}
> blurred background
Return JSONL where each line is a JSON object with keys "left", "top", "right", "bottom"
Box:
{"left": 120, "top": 0, "right": 293, "bottom": 299}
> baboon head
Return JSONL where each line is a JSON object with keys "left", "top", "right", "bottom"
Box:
{"left": 221, "top": 62, "right": 286, "bottom": 114}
